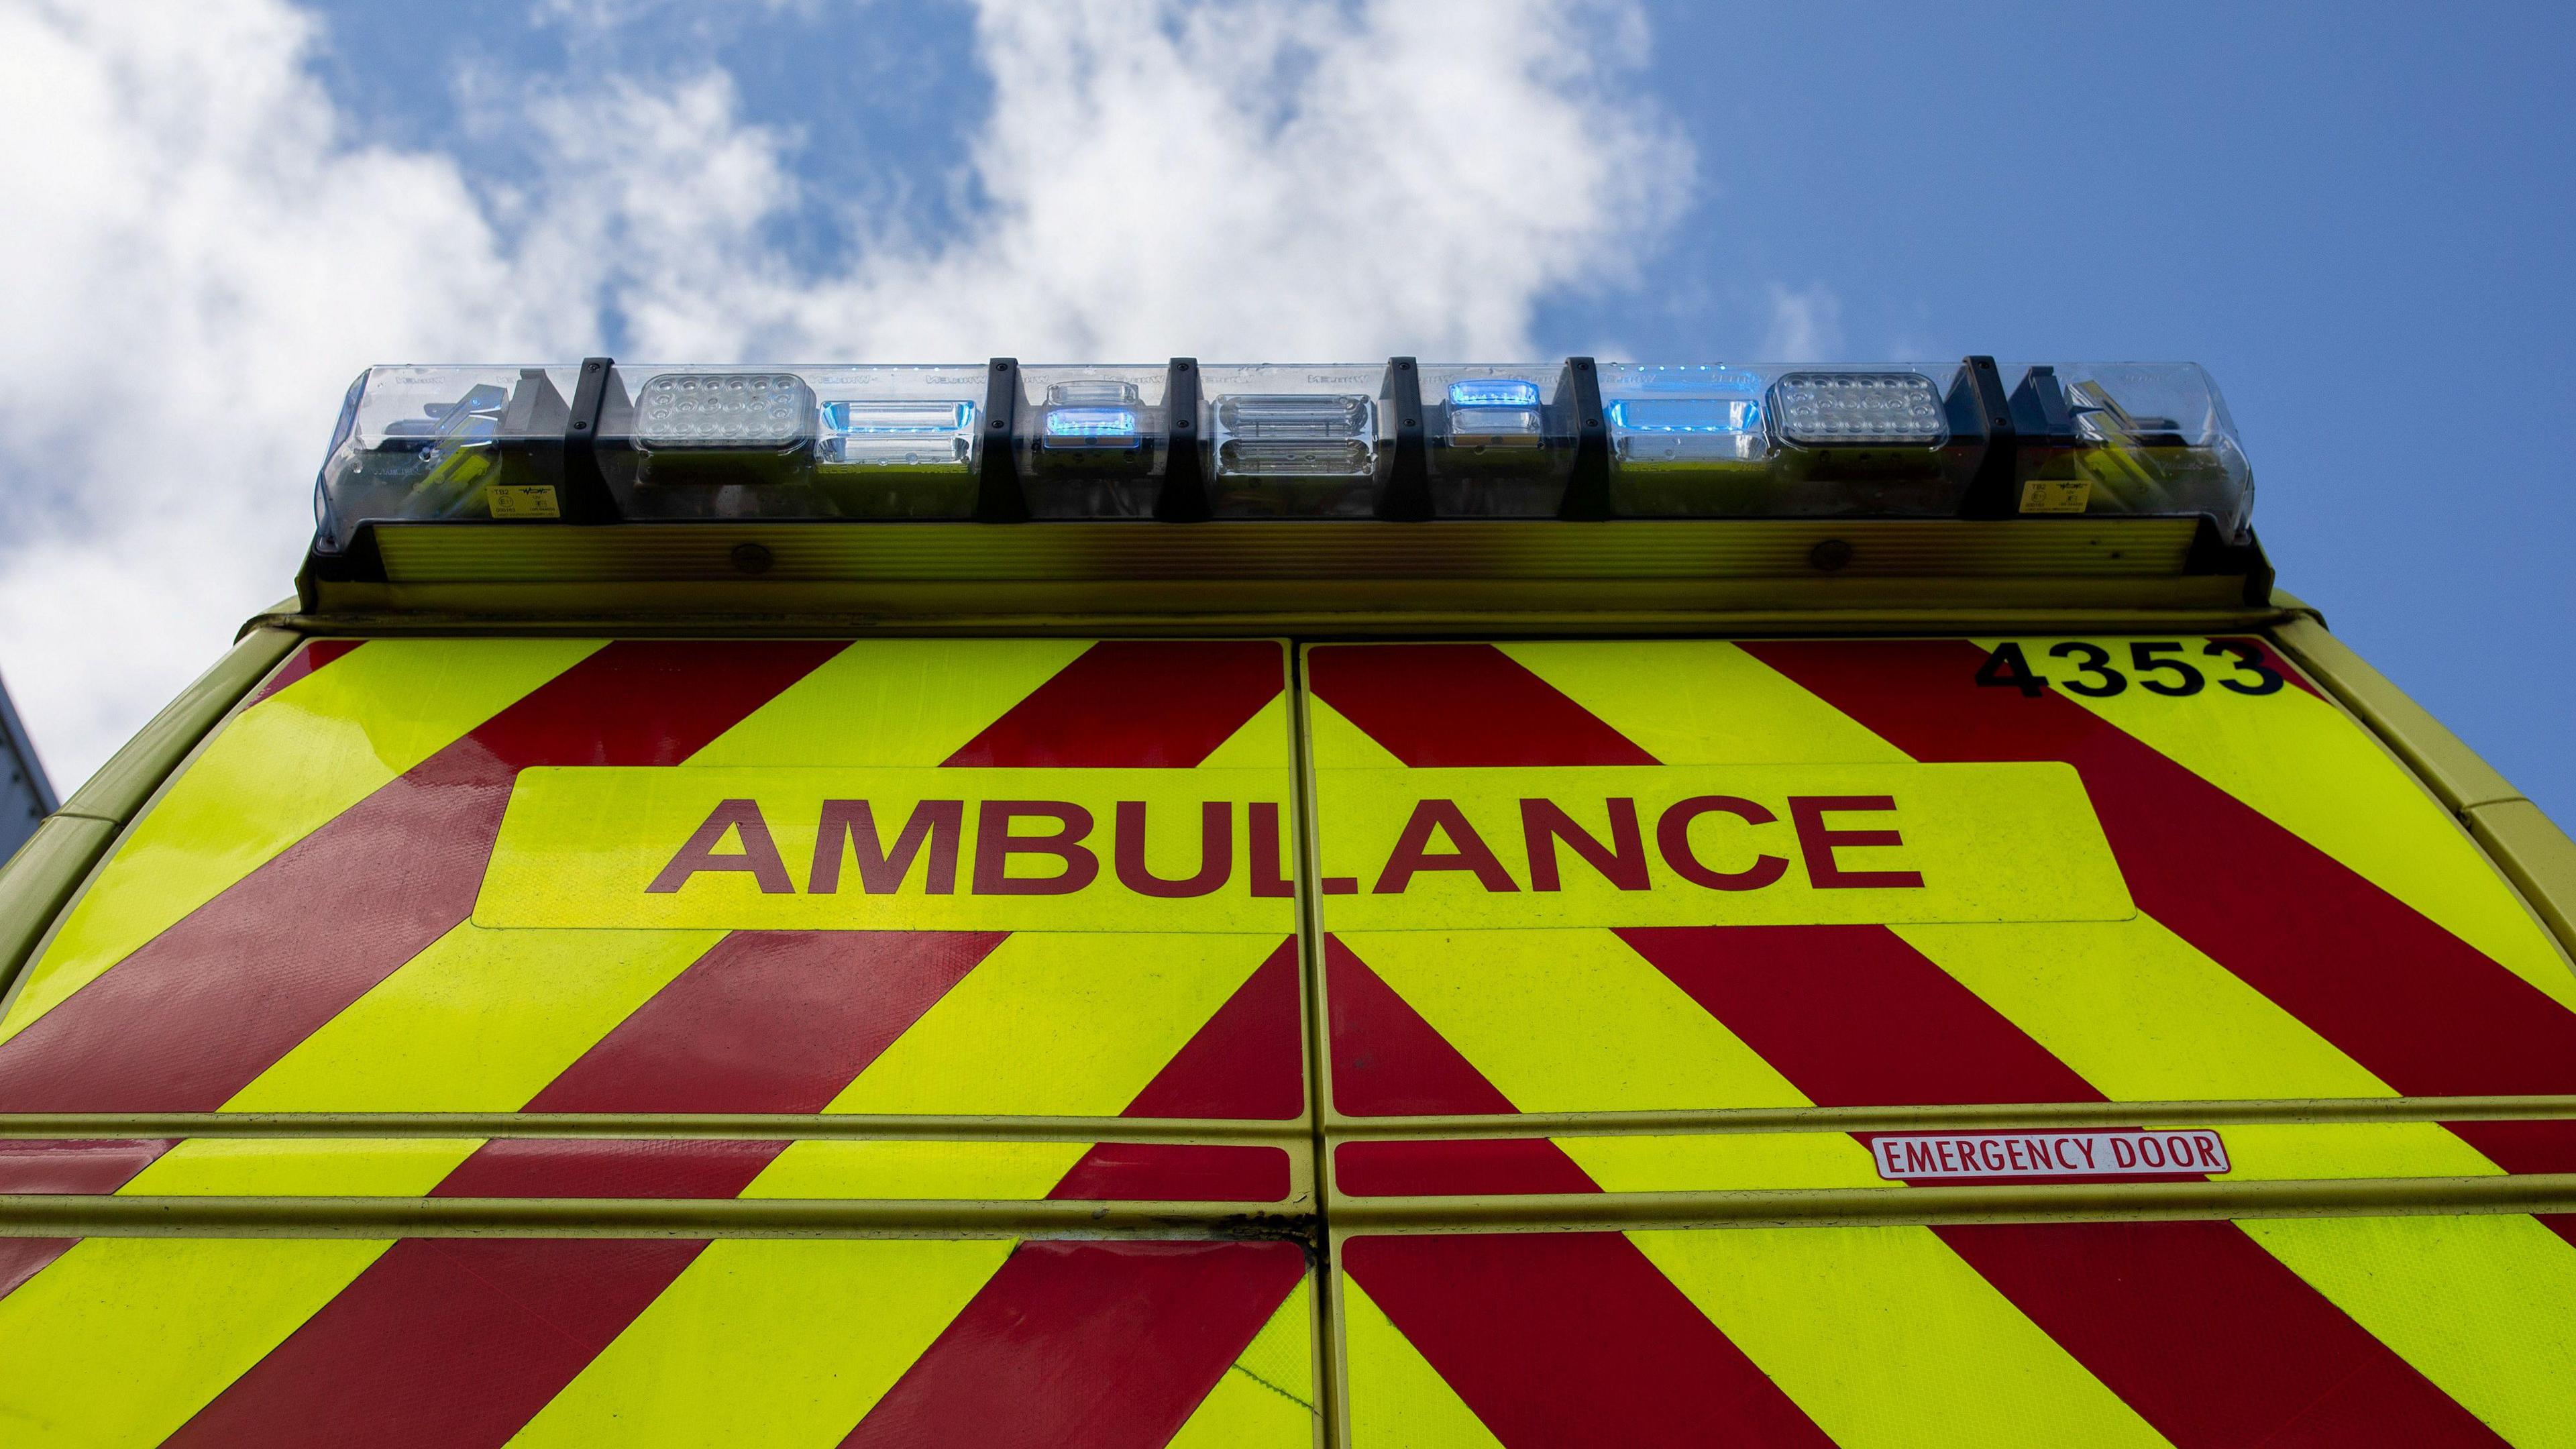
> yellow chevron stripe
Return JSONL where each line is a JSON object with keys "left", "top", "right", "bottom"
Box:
{"left": 1197, "top": 692, "right": 1295, "bottom": 769}
{"left": 117, "top": 1138, "right": 480, "bottom": 1196}
{"left": 743, "top": 1140, "right": 1089, "bottom": 1200}
{"left": 1894, "top": 917, "right": 2398, "bottom": 1102}
{"left": 2241, "top": 1214, "right": 2576, "bottom": 1447}
{"left": 1168, "top": 1275, "right": 1317, "bottom": 1448}
{"left": 1500, "top": 639, "right": 1907, "bottom": 765}
{"left": 1303, "top": 692, "right": 1407, "bottom": 770}
{"left": 686, "top": 639, "right": 1091, "bottom": 767}
{"left": 1633, "top": 1225, "right": 2174, "bottom": 1449}
{"left": 0, "top": 639, "right": 600, "bottom": 1046}
{"left": 824, "top": 932, "right": 1279, "bottom": 1117}
{"left": 1339, "top": 1273, "right": 1507, "bottom": 1449}
{"left": 2002, "top": 636, "right": 2576, "bottom": 1014}
{"left": 0, "top": 1236, "right": 391, "bottom": 1446}
{"left": 501, "top": 1238, "right": 1014, "bottom": 1449}
{"left": 1559, "top": 1132, "right": 1886, "bottom": 1194}
{"left": 223, "top": 923, "right": 722, "bottom": 1113}
{"left": 2218, "top": 1121, "right": 2503, "bottom": 1181}
{"left": 1337, "top": 928, "right": 1806, "bottom": 1114}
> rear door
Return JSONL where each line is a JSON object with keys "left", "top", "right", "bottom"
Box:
{"left": 1304, "top": 635, "right": 2576, "bottom": 1447}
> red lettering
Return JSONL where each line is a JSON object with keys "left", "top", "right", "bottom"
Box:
{"left": 1978, "top": 1141, "right": 2007, "bottom": 1172}
{"left": 2005, "top": 1139, "right": 2031, "bottom": 1171}
{"left": 2053, "top": 1137, "right": 2082, "bottom": 1171}
{"left": 1375, "top": 800, "right": 1519, "bottom": 894}
{"left": 648, "top": 799, "right": 794, "bottom": 894}
{"left": 810, "top": 799, "right": 962, "bottom": 894}
{"left": 1655, "top": 796, "right": 1788, "bottom": 891}
{"left": 2139, "top": 1136, "right": 2168, "bottom": 1168}
{"left": 1935, "top": 1141, "right": 1960, "bottom": 1173}
{"left": 1521, "top": 798, "right": 1650, "bottom": 892}
{"left": 1114, "top": 801, "right": 1232, "bottom": 899}
{"left": 1788, "top": 796, "right": 1924, "bottom": 889}
{"left": 2076, "top": 1138, "right": 2097, "bottom": 1168}
{"left": 1905, "top": 1141, "right": 1939, "bottom": 1175}
{"left": 1248, "top": 802, "right": 1294, "bottom": 899}
{"left": 972, "top": 801, "right": 1099, "bottom": 896}
{"left": 2110, "top": 1136, "right": 2139, "bottom": 1169}
{"left": 2194, "top": 1134, "right": 2223, "bottom": 1169}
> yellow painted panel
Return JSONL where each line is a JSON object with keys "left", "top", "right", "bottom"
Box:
{"left": 1167, "top": 1276, "right": 1317, "bottom": 1449}
{"left": 1302, "top": 693, "right": 1407, "bottom": 771}
{"left": 2000, "top": 635, "right": 2576, "bottom": 1013}
{"left": 504, "top": 1238, "right": 1014, "bottom": 1449}
{"left": 2243, "top": 1214, "right": 2576, "bottom": 1448}
{"left": 1500, "top": 639, "right": 1908, "bottom": 766}
{"left": 1339, "top": 929, "right": 1807, "bottom": 1114}
{"left": 742, "top": 1140, "right": 1089, "bottom": 1200}
{"left": 1559, "top": 1132, "right": 1886, "bottom": 1195}
{"left": 1896, "top": 916, "right": 2398, "bottom": 1102}
{"left": 1197, "top": 692, "right": 1295, "bottom": 771}
{"left": 826, "top": 932, "right": 1279, "bottom": 1117}
{"left": 225, "top": 922, "right": 721, "bottom": 1113}
{"left": 1634, "top": 1226, "right": 2173, "bottom": 1449}
{"left": 0, "top": 639, "right": 600, "bottom": 1046}
{"left": 684, "top": 638, "right": 1089, "bottom": 767}
{"left": 1340, "top": 1274, "right": 1507, "bottom": 1449}
{"left": 117, "top": 1138, "right": 480, "bottom": 1197}
{"left": 479, "top": 767, "right": 1295, "bottom": 934}
{"left": 0, "top": 1236, "right": 390, "bottom": 1446}
{"left": 2217, "top": 1122, "right": 2502, "bottom": 1181}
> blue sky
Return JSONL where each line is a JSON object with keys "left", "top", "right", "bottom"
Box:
{"left": 3, "top": 0, "right": 2571, "bottom": 822}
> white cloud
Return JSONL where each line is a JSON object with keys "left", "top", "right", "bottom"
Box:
{"left": 0, "top": 0, "right": 1690, "bottom": 790}
{"left": 1759, "top": 281, "right": 1843, "bottom": 363}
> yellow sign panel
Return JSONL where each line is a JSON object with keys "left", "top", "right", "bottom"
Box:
{"left": 475, "top": 767, "right": 1297, "bottom": 932}
{"left": 1313, "top": 763, "right": 2133, "bottom": 930}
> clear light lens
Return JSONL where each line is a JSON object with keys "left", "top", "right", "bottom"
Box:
{"left": 1212, "top": 393, "right": 1375, "bottom": 477}
{"left": 1770, "top": 372, "right": 1945, "bottom": 446}
{"left": 1448, "top": 378, "right": 1540, "bottom": 409}
{"left": 1608, "top": 398, "right": 1760, "bottom": 434}
{"left": 637, "top": 373, "right": 812, "bottom": 448}
{"left": 1448, "top": 406, "right": 1545, "bottom": 446}
{"left": 1046, "top": 380, "right": 1141, "bottom": 407}
{"left": 1619, "top": 366, "right": 1763, "bottom": 395}
{"left": 817, "top": 399, "right": 975, "bottom": 470}
{"left": 1044, "top": 407, "right": 1141, "bottom": 443}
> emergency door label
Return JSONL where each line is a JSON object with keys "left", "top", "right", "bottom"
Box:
{"left": 1312, "top": 761, "right": 2133, "bottom": 930}
{"left": 1869, "top": 1128, "right": 2229, "bottom": 1181}
{"left": 475, "top": 767, "right": 1295, "bottom": 932}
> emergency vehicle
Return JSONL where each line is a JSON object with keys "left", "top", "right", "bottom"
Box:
{"left": 1, "top": 354, "right": 2572, "bottom": 1446}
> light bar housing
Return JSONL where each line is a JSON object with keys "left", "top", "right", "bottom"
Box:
{"left": 311, "top": 356, "right": 2254, "bottom": 551}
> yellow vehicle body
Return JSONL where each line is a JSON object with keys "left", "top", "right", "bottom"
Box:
{"left": 1, "top": 517, "right": 2572, "bottom": 1446}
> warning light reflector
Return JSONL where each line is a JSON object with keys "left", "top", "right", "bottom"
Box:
{"left": 816, "top": 399, "right": 975, "bottom": 470}
{"left": 1770, "top": 372, "right": 1947, "bottom": 446}
{"left": 1446, "top": 378, "right": 1540, "bottom": 410}
{"left": 1212, "top": 394, "right": 1375, "bottom": 478}
{"left": 636, "top": 373, "right": 813, "bottom": 449}
{"left": 1044, "top": 407, "right": 1142, "bottom": 445}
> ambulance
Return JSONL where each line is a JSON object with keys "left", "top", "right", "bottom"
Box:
{"left": 1, "top": 355, "right": 2572, "bottom": 1446}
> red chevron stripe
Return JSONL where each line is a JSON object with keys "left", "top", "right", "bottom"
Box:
{"left": 520, "top": 930, "right": 1003, "bottom": 1114}
{"left": 1047, "top": 1143, "right": 1293, "bottom": 1202}
{"left": 0, "top": 1139, "right": 172, "bottom": 1301}
{"left": 1336, "top": 1139, "right": 1599, "bottom": 1197}
{"left": 1345, "top": 1231, "right": 1833, "bottom": 1448}
{"left": 1618, "top": 924, "right": 2102, "bottom": 1106}
{"left": 840, "top": 1239, "right": 1306, "bottom": 1449}
{"left": 0, "top": 641, "right": 843, "bottom": 1113}
{"left": 2444, "top": 1118, "right": 2576, "bottom": 1248}
{"left": 1938, "top": 1220, "right": 2505, "bottom": 1447}
{"left": 1305, "top": 643, "right": 1657, "bottom": 766}
{"left": 1743, "top": 639, "right": 2576, "bottom": 1098}
{"left": 1327, "top": 935, "right": 1519, "bottom": 1118}
{"left": 246, "top": 639, "right": 363, "bottom": 706}
{"left": 945, "top": 641, "right": 1285, "bottom": 767}
{"left": 162, "top": 1238, "right": 705, "bottom": 1449}
{"left": 1118, "top": 936, "right": 1304, "bottom": 1121}
{"left": 431, "top": 1138, "right": 785, "bottom": 1199}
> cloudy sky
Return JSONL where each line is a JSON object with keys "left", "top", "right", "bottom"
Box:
{"left": 2, "top": 0, "right": 2571, "bottom": 818}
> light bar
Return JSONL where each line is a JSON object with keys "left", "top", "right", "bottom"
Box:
{"left": 309, "top": 356, "right": 2255, "bottom": 547}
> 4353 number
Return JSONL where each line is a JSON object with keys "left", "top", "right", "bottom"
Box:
{"left": 1974, "top": 640, "right": 2285, "bottom": 699}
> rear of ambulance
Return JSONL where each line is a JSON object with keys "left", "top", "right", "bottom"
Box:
{"left": 1, "top": 356, "right": 2571, "bottom": 1446}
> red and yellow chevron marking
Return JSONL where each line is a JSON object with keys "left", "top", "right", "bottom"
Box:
{"left": 1338, "top": 1212, "right": 2576, "bottom": 1447}
{"left": 0, "top": 1232, "right": 1316, "bottom": 1448}
{"left": 1305, "top": 641, "right": 2576, "bottom": 1144}
{"left": 0, "top": 1136, "right": 1301, "bottom": 1204}
{"left": 0, "top": 639, "right": 1306, "bottom": 1122}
